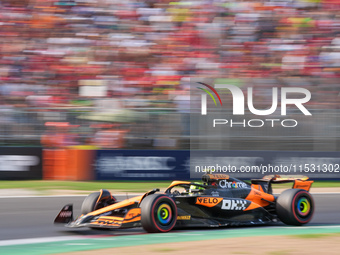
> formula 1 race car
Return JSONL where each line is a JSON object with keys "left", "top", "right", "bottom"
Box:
{"left": 54, "top": 174, "right": 314, "bottom": 233}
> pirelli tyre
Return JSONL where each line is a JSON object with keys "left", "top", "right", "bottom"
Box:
{"left": 140, "top": 194, "right": 177, "bottom": 233}
{"left": 276, "top": 189, "right": 314, "bottom": 226}
{"left": 81, "top": 190, "right": 116, "bottom": 214}
{"left": 81, "top": 192, "right": 101, "bottom": 215}
{"left": 81, "top": 190, "right": 116, "bottom": 230}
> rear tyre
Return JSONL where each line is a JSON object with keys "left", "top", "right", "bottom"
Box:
{"left": 140, "top": 194, "right": 177, "bottom": 233}
{"left": 276, "top": 189, "right": 314, "bottom": 226}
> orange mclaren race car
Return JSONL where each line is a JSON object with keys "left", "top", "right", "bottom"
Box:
{"left": 54, "top": 174, "right": 314, "bottom": 233}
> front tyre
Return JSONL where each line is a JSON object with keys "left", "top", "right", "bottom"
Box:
{"left": 276, "top": 189, "right": 314, "bottom": 226}
{"left": 81, "top": 190, "right": 116, "bottom": 230}
{"left": 140, "top": 194, "right": 177, "bottom": 233}
{"left": 81, "top": 189, "right": 116, "bottom": 215}
{"left": 81, "top": 192, "right": 101, "bottom": 215}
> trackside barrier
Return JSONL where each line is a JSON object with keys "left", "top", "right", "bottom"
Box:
{"left": 0, "top": 147, "right": 42, "bottom": 180}
{"left": 43, "top": 148, "right": 95, "bottom": 180}
{"left": 95, "top": 150, "right": 190, "bottom": 180}
{"left": 41, "top": 149, "right": 340, "bottom": 181}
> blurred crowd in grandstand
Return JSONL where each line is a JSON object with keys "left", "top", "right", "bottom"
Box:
{"left": 0, "top": 0, "right": 340, "bottom": 150}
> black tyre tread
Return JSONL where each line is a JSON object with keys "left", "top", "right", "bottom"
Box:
{"left": 81, "top": 192, "right": 100, "bottom": 215}
{"left": 276, "top": 189, "right": 314, "bottom": 226}
{"left": 140, "top": 194, "right": 177, "bottom": 233}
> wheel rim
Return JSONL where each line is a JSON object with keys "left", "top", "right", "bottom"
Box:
{"left": 296, "top": 197, "right": 311, "bottom": 217}
{"left": 156, "top": 203, "right": 173, "bottom": 225}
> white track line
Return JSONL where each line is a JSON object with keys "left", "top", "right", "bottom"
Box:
{"left": 273, "top": 192, "right": 340, "bottom": 195}
{"left": 273, "top": 225, "right": 340, "bottom": 229}
{"left": 0, "top": 195, "right": 87, "bottom": 198}
{"left": 310, "top": 192, "right": 340, "bottom": 195}
{"left": 0, "top": 236, "right": 85, "bottom": 246}
{"left": 2, "top": 225, "right": 340, "bottom": 247}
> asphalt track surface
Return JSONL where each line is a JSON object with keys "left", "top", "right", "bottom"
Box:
{"left": 0, "top": 193, "right": 340, "bottom": 241}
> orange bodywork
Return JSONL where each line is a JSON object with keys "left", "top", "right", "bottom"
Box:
{"left": 293, "top": 180, "right": 314, "bottom": 191}
{"left": 246, "top": 186, "right": 275, "bottom": 207}
{"left": 167, "top": 181, "right": 192, "bottom": 189}
{"left": 95, "top": 189, "right": 104, "bottom": 205}
{"left": 251, "top": 184, "right": 265, "bottom": 193}
{"left": 89, "top": 208, "right": 142, "bottom": 227}
{"left": 243, "top": 202, "right": 262, "bottom": 211}
{"left": 203, "top": 174, "right": 230, "bottom": 180}
{"left": 88, "top": 195, "right": 143, "bottom": 216}
{"left": 123, "top": 208, "right": 142, "bottom": 223}
{"left": 195, "top": 197, "right": 223, "bottom": 207}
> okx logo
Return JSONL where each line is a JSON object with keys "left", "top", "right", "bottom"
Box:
{"left": 196, "top": 82, "right": 312, "bottom": 128}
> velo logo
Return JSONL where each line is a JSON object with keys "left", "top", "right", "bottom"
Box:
{"left": 197, "top": 82, "right": 312, "bottom": 116}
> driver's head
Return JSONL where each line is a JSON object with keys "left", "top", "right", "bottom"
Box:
{"left": 189, "top": 182, "right": 203, "bottom": 192}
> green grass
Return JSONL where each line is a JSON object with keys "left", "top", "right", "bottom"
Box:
{"left": 0, "top": 180, "right": 339, "bottom": 193}
{"left": 267, "top": 251, "right": 292, "bottom": 255}
{"left": 150, "top": 248, "right": 178, "bottom": 252}
{"left": 292, "top": 233, "right": 336, "bottom": 239}
{"left": 0, "top": 180, "right": 171, "bottom": 193}
{"left": 305, "top": 181, "right": 340, "bottom": 188}
{"left": 272, "top": 181, "right": 340, "bottom": 189}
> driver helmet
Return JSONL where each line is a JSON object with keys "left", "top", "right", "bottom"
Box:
{"left": 189, "top": 182, "right": 204, "bottom": 194}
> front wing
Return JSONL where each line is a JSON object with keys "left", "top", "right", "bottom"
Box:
{"left": 55, "top": 206, "right": 142, "bottom": 229}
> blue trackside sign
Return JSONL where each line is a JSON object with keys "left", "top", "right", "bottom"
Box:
{"left": 95, "top": 150, "right": 190, "bottom": 180}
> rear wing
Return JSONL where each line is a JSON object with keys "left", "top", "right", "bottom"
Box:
{"left": 251, "top": 175, "right": 313, "bottom": 194}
